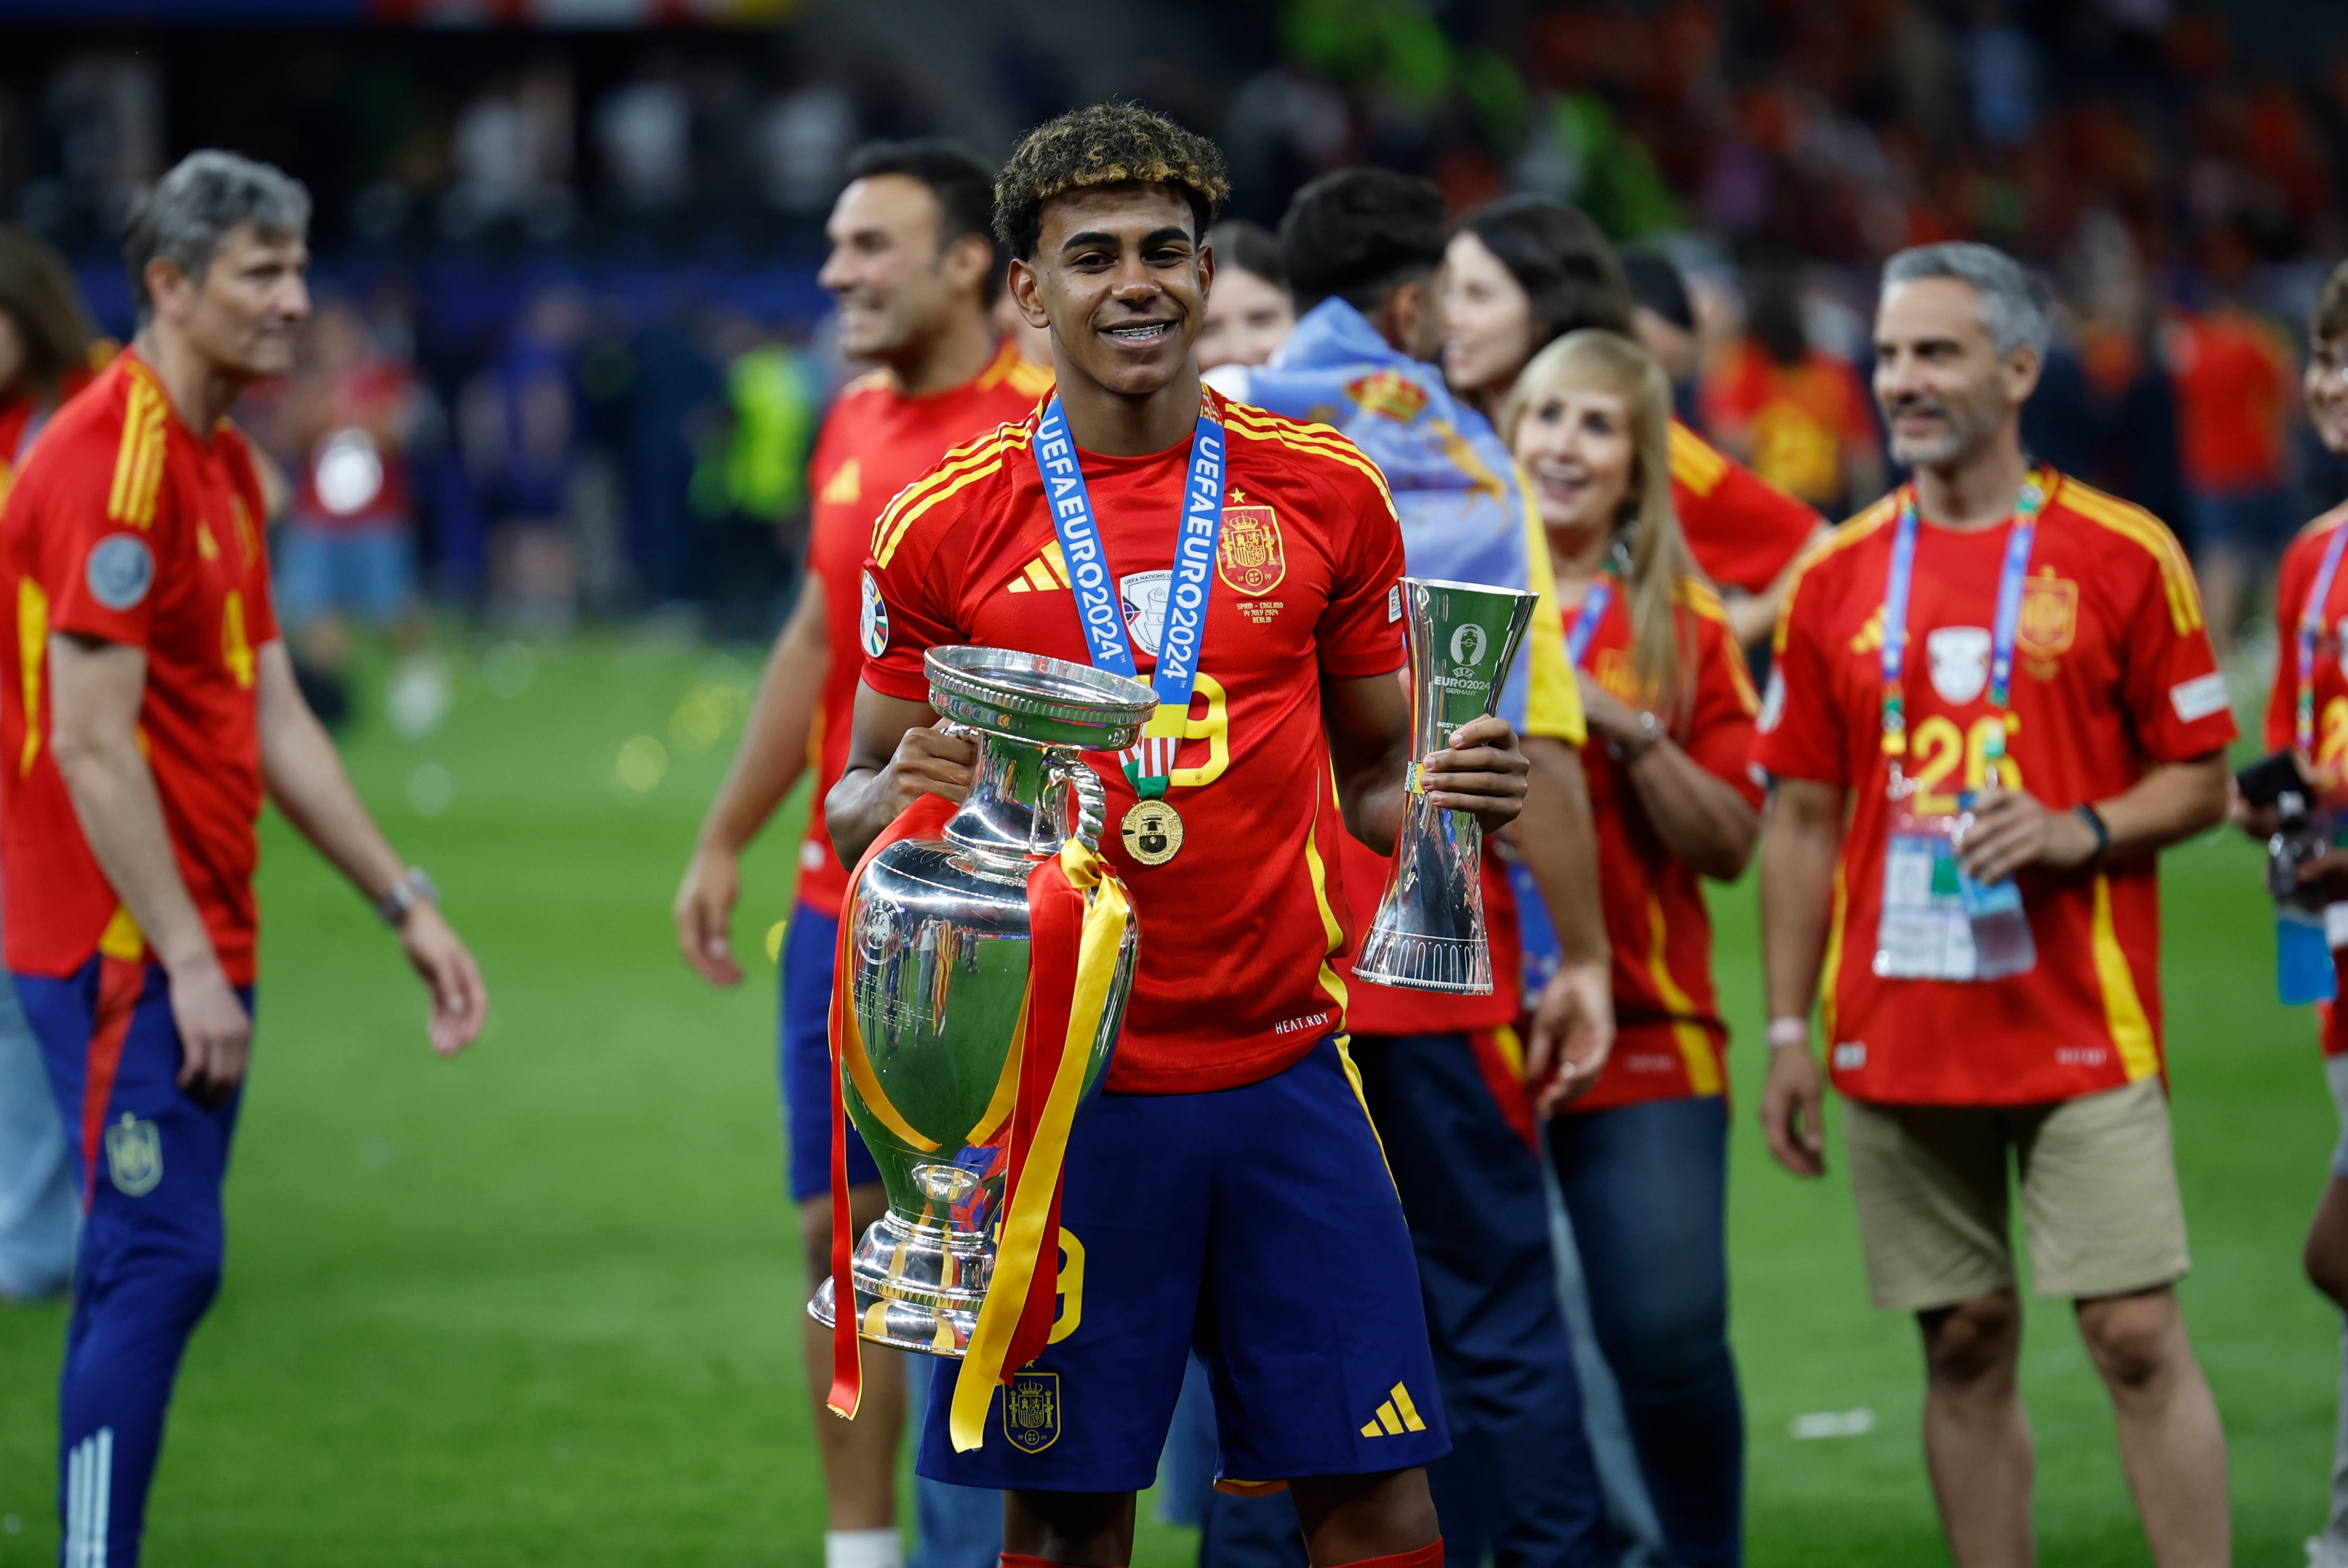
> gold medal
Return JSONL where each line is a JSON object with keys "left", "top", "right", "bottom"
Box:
{"left": 1119, "top": 798, "right": 1185, "bottom": 866}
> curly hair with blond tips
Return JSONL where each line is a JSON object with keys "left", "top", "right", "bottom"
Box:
{"left": 993, "top": 102, "right": 1230, "bottom": 261}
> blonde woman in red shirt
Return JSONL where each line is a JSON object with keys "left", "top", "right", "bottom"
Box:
{"left": 1506, "top": 328, "right": 1762, "bottom": 1566}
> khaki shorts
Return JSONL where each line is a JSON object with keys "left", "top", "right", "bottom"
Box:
{"left": 1843, "top": 1078, "right": 2191, "bottom": 1313}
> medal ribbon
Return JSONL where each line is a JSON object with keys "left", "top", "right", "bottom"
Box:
{"left": 1030, "top": 394, "right": 1226, "bottom": 799}
{"left": 2296, "top": 521, "right": 2348, "bottom": 764}
{"left": 1563, "top": 577, "right": 1613, "bottom": 669}
{"left": 1879, "top": 471, "right": 2048, "bottom": 763}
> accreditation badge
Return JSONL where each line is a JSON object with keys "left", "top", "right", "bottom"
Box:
{"left": 1119, "top": 797, "right": 1184, "bottom": 866}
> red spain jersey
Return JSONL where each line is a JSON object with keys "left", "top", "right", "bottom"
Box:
{"left": 1753, "top": 474, "right": 2235, "bottom": 1106}
{"left": 2265, "top": 503, "right": 2348, "bottom": 1057}
{"left": 797, "top": 341, "right": 1052, "bottom": 919}
{"left": 1669, "top": 420, "right": 1822, "bottom": 598}
{"left": 1561, "top": 577, "right": 1763, "bottom": 1112}
{"left": 861, "top": 387, "right": 1408, "bottom": 1094}
{"left": 0, "top": 351, "right": 280, "bottom": 984}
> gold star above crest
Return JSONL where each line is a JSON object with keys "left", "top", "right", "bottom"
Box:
{"left": 1229, "top": 488, "right": 1246, "bottom": 504}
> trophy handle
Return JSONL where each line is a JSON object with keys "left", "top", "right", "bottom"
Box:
{"left": 1048, "top": 752, "right": 1107, "bottom": 853}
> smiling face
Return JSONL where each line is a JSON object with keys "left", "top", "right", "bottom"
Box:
{"left": 818, "top": 174, "right": 986, "bottom": 364}
{"left": 149, "top": 223, "right": 310, "bottom": 382}
{"left": 1196, "top": 264, "right": 1294, "bottom": 371}
{"left": 1512, "top": 380, "right": 1637, "bottom": 540}
{"left": 2309, "top": 333, "right": 2348, "bottom": 457}
{"left": 1009, "top": 182, "right": 1211, "bottom": 402}
{"left": 1440, "top": 229, "right": 1536, "bottom": 400}
{"left": 1872, "top": 276, "right": 2038, "bottom": 470}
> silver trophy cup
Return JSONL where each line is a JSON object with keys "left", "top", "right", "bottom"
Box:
{"left": 810, "top": 645, "right": 1152, "bottom": 1356}
{"left": 1353, "top": 577, "right": 1540, "bottom": 994}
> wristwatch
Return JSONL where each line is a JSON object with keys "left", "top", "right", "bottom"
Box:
{"left": 377, "top": 866, "right": 439, "bottom": 928}
{"left": 1617, "top": 709, "right": 1665, "bottom": 762}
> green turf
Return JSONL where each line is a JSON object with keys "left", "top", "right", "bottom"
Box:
{"left": 0, "top": 635, "right": 2336, "bottom": 1565}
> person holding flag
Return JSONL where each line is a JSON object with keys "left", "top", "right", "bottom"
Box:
{"left": 1502, "top": 327, "right": 1763, "bottom": 1566}
{"left": 828, "top": 102, "right": 1562, "bottom": 1568}
{"left": 1755, "top": 242, "right": 2235, "bottom": 1566}
{"left": 1203, "top": 166, "right": 1616, "bottom": 1567}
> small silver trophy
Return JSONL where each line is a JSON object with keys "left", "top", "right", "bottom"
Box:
{"left": 1354, "top": 577, "right": 1541, "bottom": 994}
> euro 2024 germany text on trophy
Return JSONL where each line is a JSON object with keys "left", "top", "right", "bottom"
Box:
{"left": 1354, "top": 577, "right": 1540, "bottom": 994}
{"left": 813, "top": 646, "right": 1150, "bottom": 1450}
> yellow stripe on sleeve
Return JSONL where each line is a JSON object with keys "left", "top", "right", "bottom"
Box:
{"left": 1514, "top": 459, "right": 1585, "bottom": 744}
{"left": 2057, "top": 477, "right": 2205, "bottom": 635}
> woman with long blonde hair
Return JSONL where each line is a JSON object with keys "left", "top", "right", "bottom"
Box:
{"left": 1506, "top": 329, "right": 1760, "bottom": 1565}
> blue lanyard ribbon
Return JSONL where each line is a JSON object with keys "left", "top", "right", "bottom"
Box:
{"left": 1880, "top": 473, "right": 2045, "bottom": 761}
{"left": 1564, "top": 578, "right": 1613, "bottom": 669}
{"left": 2297, "top": 521, "right": 2348, "bottom": 763}
{"left": 1030, "top": 394, "right": 1227, "bottom": 795}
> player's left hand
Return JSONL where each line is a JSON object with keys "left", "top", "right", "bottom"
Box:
{"left": 1958, "top": 783, "right": 2099, "bottom": 885}
{"left": 398, "top": 903, "right": 488, "bottom": 1056}
{"left": 1525, "top": 960, "right": 1614, "bottom": 1116}
{"left": 1418, "top": 715, "right": 1529, "bottom": 832}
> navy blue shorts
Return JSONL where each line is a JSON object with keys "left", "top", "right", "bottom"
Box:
{"left": 780, "top": 907, "right": 879, "bottom": 1202}
{"left": 917, "top": 1037, "right": 1450, "bottom": 1492}
{"left": 2186, "top": 485, "right": 2292, "bottom": 554}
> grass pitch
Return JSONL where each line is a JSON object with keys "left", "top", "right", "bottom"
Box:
{"left": 0, "top": 635, "right": 2336, "bottom": 1565}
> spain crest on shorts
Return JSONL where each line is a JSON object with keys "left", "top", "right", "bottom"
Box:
{"left": 104, "top": 1113, "right": 162, "bottom": 1198}
{"left": 1217, "top": 503, "right": 1285, "bottom": 595}
{"left": 1003, "top": 1371, "right": 1060, "bottom": 1453}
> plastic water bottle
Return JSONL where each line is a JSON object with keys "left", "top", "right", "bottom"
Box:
{"left": 1957, "top": 732, "right": 2037, "bottom": 981}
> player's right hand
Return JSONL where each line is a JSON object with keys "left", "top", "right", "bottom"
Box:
{"left": 878, "top": 725, "right": 977, "bottom": 818}
{"left": 674, "top": 846, "right": 744, "bottom": 987}
{"left": 1760, "top": 1038, "right": 1828, "bottom": 1178}
{"left": 168, "top": 955, "right": 253, "bottom": 1106}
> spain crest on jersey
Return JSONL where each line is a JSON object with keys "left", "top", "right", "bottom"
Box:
{"left": 2020, "top": 573, "right": 2078, "bottom": 657}
{"left": 1003, "top": 1371, "right": 1060, "bottom": 1453}
{"left": 1218, "top": 504, "right": 1285, "bottom": 595}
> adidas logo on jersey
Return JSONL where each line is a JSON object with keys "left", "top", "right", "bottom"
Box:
{"left": 1358, "top": 1380, "right": 1430, "bottom": 1437}
{"left": 820, "top": 459, "right": 860, "bottom": 505}
{"left": 1004, "top": 542, "right": 1071, "bottom": 593}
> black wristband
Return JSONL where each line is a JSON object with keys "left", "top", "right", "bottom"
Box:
{"left": 2075, "top": 803, "right": 2110, "bottom": 861}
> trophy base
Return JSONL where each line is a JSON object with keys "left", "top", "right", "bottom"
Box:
{"left": 805, "top": 1207, "right": 991, "bottom": 1358}
{"left": 1353, "top": 931, "right": 1495, "bottom": 994}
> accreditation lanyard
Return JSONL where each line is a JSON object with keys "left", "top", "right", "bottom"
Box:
{"left": 1563, "top": 577, "right": 1613, "bottom": 670}
{"left": 2296, "top": 523, "right": 2348, "bottom": 762}
{"left": 1030, "top": 394, "right": 1228, "bottom": 798}
{"left": 1878, "top": 473, "right": 2047, "bottom": 782}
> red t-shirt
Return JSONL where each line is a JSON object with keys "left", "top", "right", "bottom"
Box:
{"left": 1700, "top": 343, "right": 1878, "bottom": 509}
{"left": 1753, "top": 475, "right": 2236, "bottom": 1106}
{"left": 860, "top": 387, "right": 1409, "bottom": 1094}
{"left": 2264, "top": 504, "right": 2348, "bottom": 1057}
{"left": 1, "top": 351, "right": 281, "bottom": 984}
{"left": 1668, "top": 419, "right": 1822, "bottom": 596}
{"left": 290, "top": 363, "right": 418, "bottom": 531}
{"left": 796, "top": 341, "right": 1052, "bottom": 918}
{"left": 1561, "top": 577, "right": 1763, "bottom": 1112}
{"left": 2165, "top": 308, "right": 2290, "bottom": 494}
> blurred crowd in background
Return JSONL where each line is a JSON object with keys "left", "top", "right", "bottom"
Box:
{"left": 4, "top": 0, "right": 2348, "bottom": 694}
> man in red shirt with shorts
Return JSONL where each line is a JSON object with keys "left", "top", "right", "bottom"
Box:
{"left": 829, "top": 104, "right": 1539, "bottom": 1568}
{"left": 1, "top": 152, "right": 487, "bottom": 1567}
{"left": 1756, "top": 242, "right": 2234, "bottom": 1566}
{"left": 675, "top": 138, "right": 1046, "bottom": 1568}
